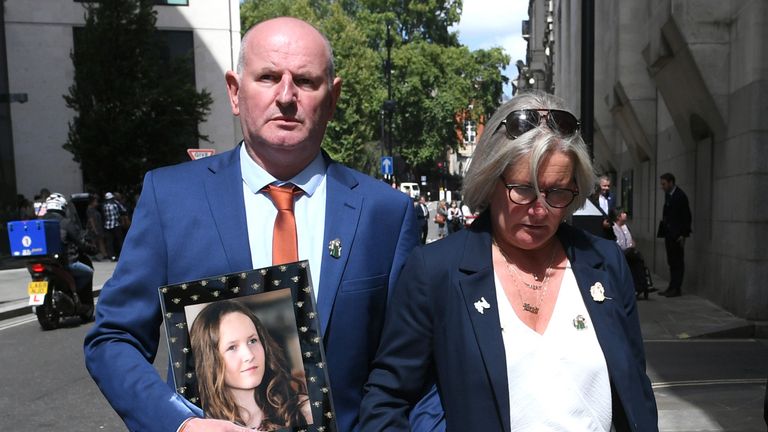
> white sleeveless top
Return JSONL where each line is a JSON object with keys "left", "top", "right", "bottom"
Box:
{"left": 494, "top": 261, "right": 613, "bottom": 431}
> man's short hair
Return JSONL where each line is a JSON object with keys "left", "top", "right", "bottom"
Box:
{"left": 660, "top": 173, "right": 676, "bottom": 184}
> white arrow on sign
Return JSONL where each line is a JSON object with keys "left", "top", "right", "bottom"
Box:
{"left": 187, "top": 148, "right": 216, "bottom": 160}
{"left": 381, "top": 156, "right": 393, "bottom": 175}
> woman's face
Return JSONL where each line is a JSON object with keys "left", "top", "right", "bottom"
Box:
{"left": 491, "top": 150, "right": 575, "bottom": 251}
{"left": 218, "top": 311, "right": 266, "bottom": 392}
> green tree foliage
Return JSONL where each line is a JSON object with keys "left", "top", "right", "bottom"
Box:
{"left": 64, "top": 0, "right": 212, "bottom": 196}
{"left": 239, "top": 0, "right": 509, "bottom": 179}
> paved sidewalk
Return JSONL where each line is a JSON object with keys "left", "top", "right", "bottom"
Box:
{"left": 637, "top": 287, "right": 757, "bottom": 341}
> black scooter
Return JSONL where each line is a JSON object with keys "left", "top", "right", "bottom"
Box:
{"left": 26, "top": 253, "right": 94, "bottom": 330}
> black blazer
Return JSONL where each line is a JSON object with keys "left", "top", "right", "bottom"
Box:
{"left": 361, "top": 214, "right": 658, "bottom": 431}
{"left": 659, "top": 187, "right": 692, "bottom": 240}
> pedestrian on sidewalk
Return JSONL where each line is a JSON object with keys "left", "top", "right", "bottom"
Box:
{"left": 84, "top": 17, "right": 440, "bottom": 432}
{"left": 102, "top": 192, "right": 124, "bottom": 261}
{"left": 360, "top": 91, "right": 658, "bottom": 431}
{"left": 656, "top": 173, "right": 692, "bottom": 297}
{"left": 415, "top": 196, "right": 429, "bottom": 244}
{"left": 435, "top": 200, "right": 448, "bottom": 239}
{"left": 446, "top": 200, "right": 463, "bottom": 234}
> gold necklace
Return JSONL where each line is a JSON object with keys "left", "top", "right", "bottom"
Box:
{"left": 493, "top": 239, "right": 557, "bottom": 314}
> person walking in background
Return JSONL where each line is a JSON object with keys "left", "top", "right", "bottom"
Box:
{"left": 435, "top": 200, "right": 448, "bottom": 239}
{"left": 33, "top": 187, "right": 51, "bottom": 217}
{"left": 102, "top": 192, "right": 123, "bottom": 262}
{"left": 84, "top": 17, "right": 440, "bottom": 432}
{"left": 86, "top": 194, "right": 107, "bottom": 261}
{"left": 656, "top": 172, "right": 692, "bottom": 297}
{"left": 415, "top": 196, "right": 429, "bottom": 244}
{"left": 446, "top": 200, "right": 463, "bottom": 234}
{"left": 113, "top": 192, "right": 132, "bottom": 234}
{"left": 360, "top": 91, "right": 657, "bottom": 431}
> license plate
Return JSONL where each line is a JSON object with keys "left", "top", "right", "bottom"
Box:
{"left": 28, "top": 281, "right": 48, "bottom": 296}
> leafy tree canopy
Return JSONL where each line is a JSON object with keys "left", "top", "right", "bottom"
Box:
{"left": 240, "top": 0, "right": 509, "bottom": 180}
{"left": 64, "top": 0, "right": 212, "bottom": 197}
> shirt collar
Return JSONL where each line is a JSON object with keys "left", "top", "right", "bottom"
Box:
{"left": 240, "top": 143, "right": 327, "bottom": 197}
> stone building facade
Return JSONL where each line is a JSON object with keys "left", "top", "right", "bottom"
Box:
{"left": 520, "top": 0, "right": 767, "bottom": 322}
{"left": 0, "top": 0, "right": 241, "bottom": 201}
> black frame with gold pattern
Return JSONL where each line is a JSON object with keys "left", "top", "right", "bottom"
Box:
{"left": 158, "top": 261, "right": 336, "bottom": 431}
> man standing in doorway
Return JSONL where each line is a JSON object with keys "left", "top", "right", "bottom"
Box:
{"left": 588, "top": 175, "right": 616, "bottom": 240}
{"left": 657, "top": 173, "right": 692, "bottom": 297}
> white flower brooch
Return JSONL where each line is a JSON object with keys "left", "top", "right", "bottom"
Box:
{"left": 590, "top": 282, "right": 611, "bottom": 302}
{"left": 474, "top": 297, "right": 491, "bottom": 314}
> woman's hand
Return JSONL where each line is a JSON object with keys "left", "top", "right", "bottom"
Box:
{"left": 181, "top": 417, "right": 252, "bottom": 431}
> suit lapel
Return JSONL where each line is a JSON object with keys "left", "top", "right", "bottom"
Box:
{"left": 316, "top": 161, "right": 361, "bottom": 334}
{"left": 457, "top": 228, "right": 511, "bottom": 432}
{"left": 203, "top": 146, "right": 253, "bottom": 273}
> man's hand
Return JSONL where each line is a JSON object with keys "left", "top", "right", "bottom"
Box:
{"left": 181, "top": 418, "right": 252, "bottom": 432}
{"left": 677, "top": 236, "right": 686, "bottom": 247}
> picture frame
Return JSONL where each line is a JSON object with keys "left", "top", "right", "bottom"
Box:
{"left": 158, "top": 261, "right": 336, "bottom": 431}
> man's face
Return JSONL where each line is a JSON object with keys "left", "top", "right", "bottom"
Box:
{"left": 225, "top": 19, "right": 342, "bottom": 179}
{"left": 660, "top": 179, "right": 673, "bottom": 193}
{"left": 599, "top": 178, "right": 611, "bottom": 195}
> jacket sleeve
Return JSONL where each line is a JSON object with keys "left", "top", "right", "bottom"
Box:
{"left": 83, "top": 171, "right": 202, "bottom": 432}
{"left": 360, "top": 247, "right": 440, "bottom": 429}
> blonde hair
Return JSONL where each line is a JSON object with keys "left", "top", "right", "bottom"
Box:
{"left": 463, "top": 91, "right": 594, "bottom": 215}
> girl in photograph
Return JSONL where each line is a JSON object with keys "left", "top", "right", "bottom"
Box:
{"left": 189, "top": 299, "right": 312, "bottom": 430}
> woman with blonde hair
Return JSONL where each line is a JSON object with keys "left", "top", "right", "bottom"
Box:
{"left": 361, "top": 91, "right": 657, "bottom": 430}
{"left": 189, "top": 299, "right": 312, "bottom": 430}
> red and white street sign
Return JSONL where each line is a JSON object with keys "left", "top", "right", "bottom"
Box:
{"left": 187, "top": 148, "right": 216, "bottom": 160}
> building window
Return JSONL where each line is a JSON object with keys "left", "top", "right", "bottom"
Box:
{"left": 464, "top": 120, "right": 477, "bottom": 145}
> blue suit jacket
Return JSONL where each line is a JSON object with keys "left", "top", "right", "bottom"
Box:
{"left": 360, "top": 214, "right": 658, "bottom": 431}
{"left": 83, "top": 146, "right": 425, "bottom": 432}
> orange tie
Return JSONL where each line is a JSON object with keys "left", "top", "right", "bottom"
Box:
{"left": 264, "top": 184, "right": 302, "bottom": 265}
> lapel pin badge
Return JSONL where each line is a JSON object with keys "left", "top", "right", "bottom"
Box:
{"left": 328, "top": 238, "right": 342, "bottom": 259}
{"left": 590, "top": 281, "right": 611, "bottom": 302}
{"left": 573, "top": 314, "right": 587, "bottom": 330}
{"left": 474, "top": 297, "right": 491, "bottom": 314}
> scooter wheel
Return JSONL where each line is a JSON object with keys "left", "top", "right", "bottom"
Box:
{"left": 36, "top": 295, "right": 60, "bottom": 330}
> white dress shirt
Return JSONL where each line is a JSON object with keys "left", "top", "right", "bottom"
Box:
{"left": 239, "top": 144, "right": 327, "bottom": 298}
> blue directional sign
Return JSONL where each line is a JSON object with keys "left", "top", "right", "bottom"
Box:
{"left": 381, "top": 156, "right": 393, "bottom": 175}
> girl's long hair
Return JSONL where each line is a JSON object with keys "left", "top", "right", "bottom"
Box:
{"left": 189, "top": 299, "right": 308, "bottom": 430}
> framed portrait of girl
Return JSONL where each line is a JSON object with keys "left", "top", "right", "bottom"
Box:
{"left": 159, "top": 261, "right": 335, "bottom": 431}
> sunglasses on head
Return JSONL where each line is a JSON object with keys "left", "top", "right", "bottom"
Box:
{"left": 500, "top": 109, "right": 581, "bottom": 139}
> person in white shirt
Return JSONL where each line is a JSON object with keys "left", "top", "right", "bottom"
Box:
{"left": 612, "top": 208, "right": 652, "bottom": 299}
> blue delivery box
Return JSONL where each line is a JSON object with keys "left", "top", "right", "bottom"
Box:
{"left": 7, "top": 220, "right": 62, "bottom": 257}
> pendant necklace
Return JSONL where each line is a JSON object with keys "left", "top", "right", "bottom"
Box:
{"left": 494, "top": 239, "right": 557, "bottom": 314}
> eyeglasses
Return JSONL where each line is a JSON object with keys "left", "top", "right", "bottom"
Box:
{"left": 500, "top": 178, "right": 579, "bottom": 208}
{"left": 500, "top": 109, "right": 581, "bottom": 139}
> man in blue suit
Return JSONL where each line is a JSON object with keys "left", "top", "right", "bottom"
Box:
{"left": 84, "top": 17, "right": 434, "bottom": 432}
